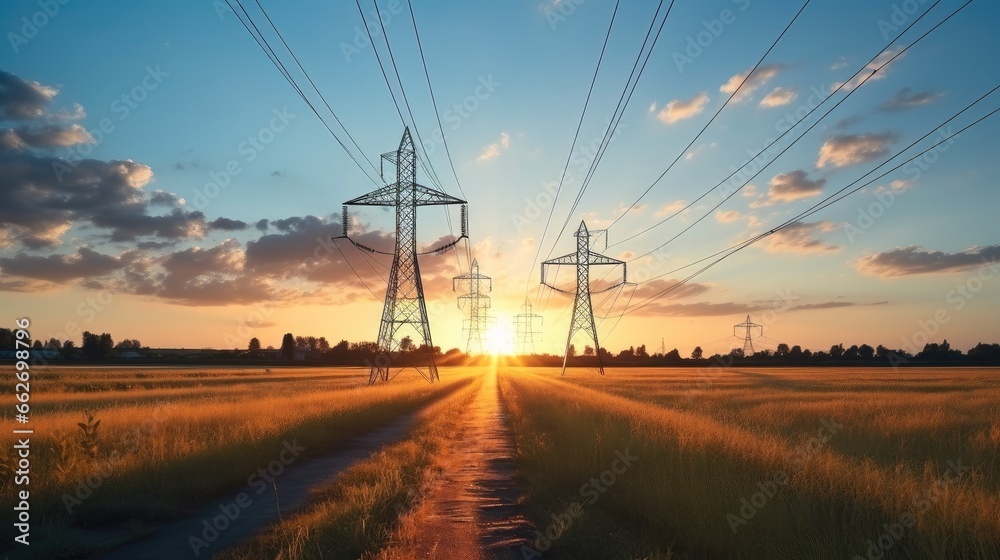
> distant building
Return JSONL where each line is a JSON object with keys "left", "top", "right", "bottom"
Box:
{"left": 120, "top": 351, "right": 146, "bottom": 359}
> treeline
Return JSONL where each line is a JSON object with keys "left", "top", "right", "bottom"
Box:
{"left": 0, "top": 329, "right": 142, "bottom": 359}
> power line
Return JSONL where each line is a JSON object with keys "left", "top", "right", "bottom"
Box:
{"left": 524, "top": 0, "right": 621, "bottom": 300}
{"left": 225, "top": 0, "right": 381, "bottom": 186}
{"left": 607, "top": 0, "right": 812, "bottom": 232}
{"left": 611, "top": 0, "right": 955, "bottom": 251}
{"left": 624, "top": 85, "right": 1000, "bottom": 316}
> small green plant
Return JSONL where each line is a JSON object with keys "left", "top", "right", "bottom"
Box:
{"left": 77, "top": 410, "right": 101, "bottom": 459}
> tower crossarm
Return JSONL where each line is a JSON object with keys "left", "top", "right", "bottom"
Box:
{"left": 587, "top": 252, "right": 625, "bottom": 267}
{"left": 343, "top": 184, "right": 400, "bottom": 206}
{"left": 413, "top": 183, "right": 467, "bottom": 206}
{"left": 541, "top": 252, "right": 579, "bottom": 266}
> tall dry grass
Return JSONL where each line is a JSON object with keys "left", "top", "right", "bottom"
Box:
{"left": 499, "top": 367, "right": 1000, "bottom": 560}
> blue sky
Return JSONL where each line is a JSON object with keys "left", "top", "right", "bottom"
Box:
{"left": 1, "top": 0, "right": 998, "bottom": 355}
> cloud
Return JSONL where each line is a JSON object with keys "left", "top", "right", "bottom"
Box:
{"left": 0, "top": 70, "right": 244, "bottom": 249}
{"left": 209, "top": 217, "right": 248, "bottom": 231}
{"left": 720, "top": 64, "right": 784, "bottom": 103}
{"left": 856, "top": 245, "right": 1000, "bottom": 277}
{"left": 475, "top": 132, "right": 510, "bottom": 163}
{"left": 657, "top": 92, "right": 709, "bottom": 124}
{"left": 654, "top": 200, "right": 686, "bottom": 218}
{"left": 715, "top": 210, "right": 740, "bottom": 224}
{"left": 631, "top": 279, "right": 712, "bottom": 301}
{"left": 816, "top": 132, "right": 897, "bottom": 169}
{"left": 684, "top": 142, "right": 716, "bottom": 161}
{"left": 149, "top": 190, "right": 186, "bottom": 207}
{"left": 756, "top": 170, "right": 826, "bottom": 205}
{"left": 0, "top": 70, "right": 58, "bottom": 120}
{"left": 833, "top": 48, "right": 902, "bottom": 91}
{"left": 759, "top": 87, "right": 797, "bottom": 108}
{"left": 1, "top": 124, "right": 94, "bottom": 151}
{"left": 648, "top": 101, "right": 657, "bottom": 113}
{"left": 880, "top": 87, "right": 942, "bottom": 112}
{"left": 0, "top": 247, "right": 124, "bottom": 283}
{"left": 830, "top": 58, "right": 849, "bottom": 71}
{"left": 762, "top": 221, "right": 840, "bottom": 253}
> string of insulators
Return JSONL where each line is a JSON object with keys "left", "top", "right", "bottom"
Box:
{"left": 461, "top": 204, "right": 468, "bottom": 238}
{"left": 342, "top": 205, "right": 348, "bottom": 236}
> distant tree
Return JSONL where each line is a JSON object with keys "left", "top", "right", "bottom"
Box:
{"left": 62, "top": 340, "right": 75, "bottom": 351}
{"left": 843, "top": 345, "right": 860, "bottom": 359}
{"left": 829, "top": 344, "right": 844, "bottom": 358}
{"left": 266, "top": 345, "right": 275, "bottom": 350}
{"left": 99, "top": 333, "right": 114, "bottom": 356}
{"left": 858, "top": 344, "right": 875, "bottom": 360}
{"left": 691, "top": 346, "right": 703, "bottom": 360}
{"left": 333, "top": 339, "right": 349, "bottom": 353}
{"left": 294, "top": 336, "right": 307, "bottom": 348}
{"left": 248, "top": 337, "right": 261, "bottom": 352}
{"left": 32, "top": 340, "right": 43, "bottom": 350}
{"left": 756, "top": 349, "right": 773, "bottom": 358}
{"left": 584, "top": 345, "right": 594, "bottom": 356}
{"left": 317, "top": 337, "right": 330, "bottom": 352}
{"left": 46, "top": 337, "right": 61, "bottom": 350}
{"left": 776, "top": 343, "right": 790, "bottom": 357}
{"left": 400, "top": 336, "right": 414, "bottom": 352}
{"left": 636, "top": 344, "right": 649, "bottom": 358}
{"left": 0, "top": 328, "right": 12, "bottom": 349}
{"left": 730, "top": 348, "right": 744, "bottom": 359}
{"left": 789, "top": 345, "right": 803, "bottom": 358}
{"left": 802, "top": 349, "right": 812, "bottom": 359}
{"left": 875, "top": 344, "right": 891, "bottom": 359}
{"left": 115, "top": 339, "right": 141, "bottom": 350}
{"left": 664, "top": 348, "right": 682, "bottom": 361}
{"left": 81, "top": 331, "right": 100, "bottom": 358}
{"left": 281, "top": 333, "right": 295, "bottom": 361}
{"left": 567, "top": 344, "right": 576, "bottom": 358}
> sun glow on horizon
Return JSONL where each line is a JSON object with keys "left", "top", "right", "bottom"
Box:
{"left": 485, "top": 323, "right": 515, "bottom": 356}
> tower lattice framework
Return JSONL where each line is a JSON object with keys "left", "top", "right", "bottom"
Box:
{"left": 339, "top": 128, "right": 467, "bottom": 384}
{"left": 734, "top": 315, "right": 763, "bottom": 357}
{"left": 453, "top": 258, "right": 494, "bottom": 355}
{"left": 513, "top": 299, "right": 543, "bottom": 356}
{"left": 541, "top": 221, "right": 626, "bottom": 376}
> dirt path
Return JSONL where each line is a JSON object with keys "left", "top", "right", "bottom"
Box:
{"left": 94, "top": 407, "right": 428, "bottom": 560}
{"left": 391, "top": 368, "right": 531, "bottom": 559}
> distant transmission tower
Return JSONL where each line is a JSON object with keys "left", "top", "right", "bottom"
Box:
{"left": 734, "top": 315, "right": 764, "bottom": 356}
{"left": 541, "top": 221, "right": 626, "bottom": 375}
{"left": 513, "top": 299, "right": 543, "bottom": 355}
{"left": 339, "top": 128, "right": 467, "bottom": 384}
{"left": 453, "top": 259, "right": 494, "bottom": 355}
{"left": 659, "top": 337, "right": 666, "bottom": 355}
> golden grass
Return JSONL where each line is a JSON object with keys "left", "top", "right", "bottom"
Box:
{"left": 499, "top": 367, "right": 1000, "bottom": 560}
{"left": 0, "top": 366, "right": 476, "bottom": 559}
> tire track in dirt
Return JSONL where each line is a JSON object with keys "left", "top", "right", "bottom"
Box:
{"left": 391, "top": 368, "right": 531, "bottom": 559}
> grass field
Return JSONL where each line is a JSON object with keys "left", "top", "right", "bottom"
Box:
{"left": 3, "top": 365, "right": 999, "bottom": 559}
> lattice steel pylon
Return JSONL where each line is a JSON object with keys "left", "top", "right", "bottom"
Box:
{"left": 734, "top": 315, "right": 763, "bottom": 357}
{"left": 339, "top": 128, "right": 467, "bottom": 384}
{"left": 541, "top": 221, "right": 626, "bottom": 376}
{"left": 513, "top": 298, "right": 543, "bottom": 356}
{"left": 453, "top": 258, "right": 494, "bottom": 355}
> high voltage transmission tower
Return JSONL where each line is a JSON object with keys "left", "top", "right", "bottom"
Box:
{"left": 513, "top": 299, "right": 543, "bottom": 356}
{"left": 339, "top": 128, "right": 467, "bottom": 384}
{"left": 734, "top": 315, "right": 763, "bottom": 357}
{"left": 542, "top": 221, "right": 626, "bottom": 376}
{"left": 453, "top": 258, "right": 494, "bottom": 355}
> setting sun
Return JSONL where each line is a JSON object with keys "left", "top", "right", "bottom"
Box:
{"left": 485, "top": 323, "right": 514, "bottom": 356}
